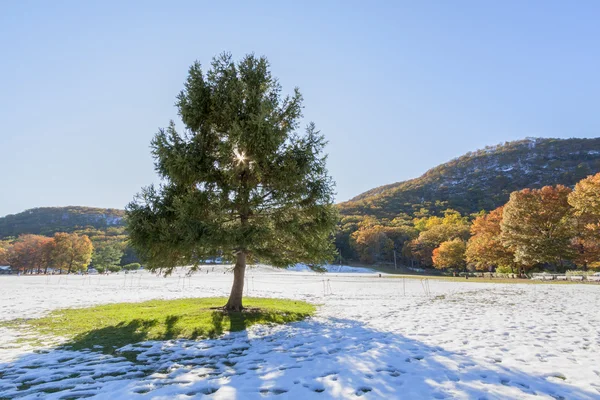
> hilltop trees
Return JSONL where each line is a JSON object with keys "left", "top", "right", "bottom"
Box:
{"left": 338, "top": 138, "right": 600, "bottom": 221}
{"left": 501, "top": 186, "right": 574, "bottom": 269}
{"left": 127, "top": 53, "right": 337, "bottom": 310}
{"left": 0, "top": 207, "right": 125, "bottom": 239}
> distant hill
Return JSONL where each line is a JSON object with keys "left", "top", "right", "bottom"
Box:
{"left": 339, "top": 137, "right": 600, "bottom": 219}
{"left": 0, "top": 206, "right": 125, "bottom": 239}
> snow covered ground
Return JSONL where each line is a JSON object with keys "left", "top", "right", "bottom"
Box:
{"left": 0, "top": 267, "right": 599, "bottom": 399}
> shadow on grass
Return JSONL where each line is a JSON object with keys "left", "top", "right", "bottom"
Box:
{"left": 63, "top": 309, "right": 310, "bottom": 354}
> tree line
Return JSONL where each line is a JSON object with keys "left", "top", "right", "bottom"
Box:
{"left": 0, "top": 232, "right": 140, "bottom": 274}
{"left": 337, "top": 172, "right": 600, "bottom": 274}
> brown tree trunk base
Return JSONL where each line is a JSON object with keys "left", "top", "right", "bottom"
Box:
{"left": 225, "top": 251, "right": 246, "bottom": 311}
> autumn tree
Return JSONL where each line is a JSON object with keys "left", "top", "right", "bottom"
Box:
{"left": 51, "top": 233, "right": 94, "bottom": 274}
{"left": 432, "top": 238, "right": 466, "bottom": 271}
{"left": 568, "top": 173, "right": 600, "bottom": 269}
{"left": 501, "top": 185, "right": 574, "bottom": 270}
{"left": 351, "top": 224, "right": 394, "bottom": 264}
{"left": 0, "top": 241, "right": 11, "bottom": 265}
{"left": 408, "top": 211, "right": 470, "bottom": 267}
{"left": 466, "top": 206, "right": 516, "bottom": 272}
{"left": 570, "top": 235, "right": 600, "bottom": 271}
{"left": 8, "top": 234, "right": 53, "bottom": 274}
{"left": 335, "top": 215, "right": 363, "bottom": 262}
{"left": 127, "top": 53, "right": 337, "bottom": 310}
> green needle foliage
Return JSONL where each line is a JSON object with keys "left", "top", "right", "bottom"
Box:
{"left": 126, "top": 53, "right": 338, "bottom": 310}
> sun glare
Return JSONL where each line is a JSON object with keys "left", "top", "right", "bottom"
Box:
{"left": 233, "top": 147, "right": 247, "bottom": 166}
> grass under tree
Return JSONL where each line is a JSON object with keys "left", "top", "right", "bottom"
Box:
{"left": 8, "top": 297, "right": 316, "bottom": 352}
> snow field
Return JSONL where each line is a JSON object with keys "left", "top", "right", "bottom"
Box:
{"left": 0, "top": 267, "right": 599, "bottom": 399}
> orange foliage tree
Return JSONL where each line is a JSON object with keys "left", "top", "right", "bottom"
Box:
{"left": 466, "top": 206, "right": 517, "bottom": 273}
{"left": 8, "top": 235, "right": 53, "bottom": 274}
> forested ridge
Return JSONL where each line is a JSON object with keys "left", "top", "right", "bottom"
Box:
{"left": 336, "top": 137, "right": 600, "bottom": 265}
{"left": 0, "top": 206, "right": 125, "bottom": 239}
{"left": 340, "top": 137, "right": 600, "bottom": 220}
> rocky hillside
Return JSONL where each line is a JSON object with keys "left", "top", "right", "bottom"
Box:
{"left": 0, "top": 207, "right": 125, "bottom": 239}
{"left": 339, "top": 137, "right": 600, "bottom": 219}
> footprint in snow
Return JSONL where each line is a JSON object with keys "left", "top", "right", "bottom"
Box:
{"left": 187, "top": 387, "right": 219, "bottom": 396}
{"left": 259, "top": 388, "right": 288, "bottom": 395}
{"left": 355, "top": 386, "right": 372, "bottom": 396}
{"left": 319, "top": 370, "right": 338, "bottom": 378}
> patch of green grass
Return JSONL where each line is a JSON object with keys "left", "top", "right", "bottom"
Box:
{"left": 9, "top": 297, "right": 315, "bottom": 352}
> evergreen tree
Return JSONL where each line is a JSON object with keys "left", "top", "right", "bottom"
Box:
{"left": 92, "top": 243, "right": 123, "bottom": 273}
{"left": 127, "top": 53, "right": 337, "bottom": 310}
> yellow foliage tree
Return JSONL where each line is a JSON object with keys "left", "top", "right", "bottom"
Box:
{"left": 432, "top": 238, "right": 466, "bottom": 271}
{"left": 501, "top": 185, "right": 574, "bottom": 270}
{"left": 568, "top": 173, "right": 600, "bottom": 269}
{"left": 51, "top": 233, "right": 94, "bottom": 274}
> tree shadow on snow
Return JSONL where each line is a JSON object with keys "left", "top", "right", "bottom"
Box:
{"left": 33, "top": 308, "right": 305, "bottom": 357}
{"left": 0, "top": 318, "right": 597, "bottom": 399}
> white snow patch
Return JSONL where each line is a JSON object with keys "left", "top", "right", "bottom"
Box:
{"left": 0, "top": 270, "right": 599, "bottom": 399}
{"left": 287, "top": 263, "right": 377, "bottom": 274}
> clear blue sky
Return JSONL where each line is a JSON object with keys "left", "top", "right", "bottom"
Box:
{"left": 1, "top": 1, "right": 600, "bottom": 217}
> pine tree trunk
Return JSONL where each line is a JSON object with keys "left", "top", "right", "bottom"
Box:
{"left": 225, "top": 251, "right": 246, "bottom": 311}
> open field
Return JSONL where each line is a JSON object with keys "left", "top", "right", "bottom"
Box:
{"left": 1, "top": 266, "right": 599, "bottom": 399}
